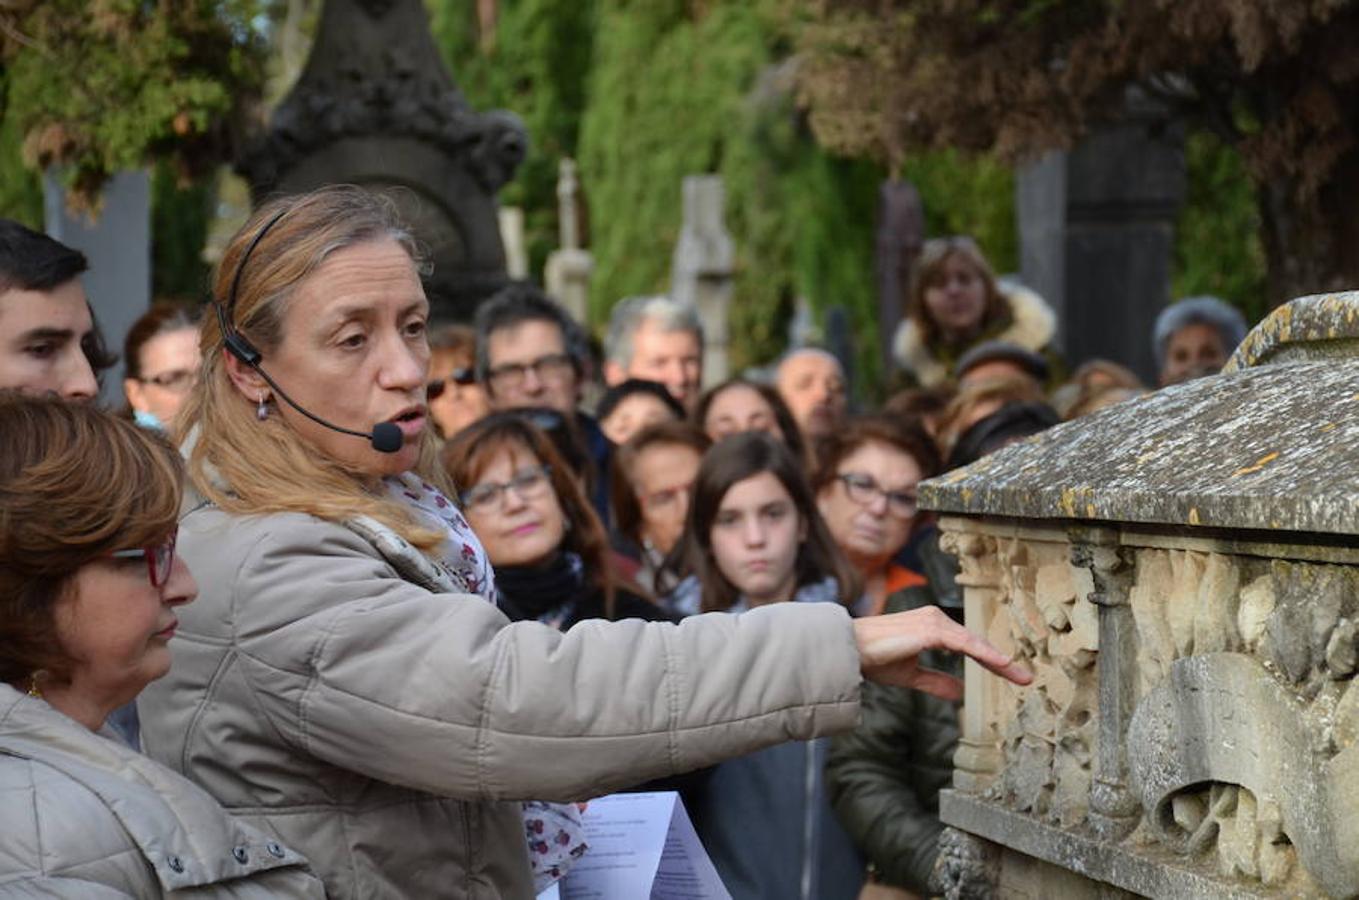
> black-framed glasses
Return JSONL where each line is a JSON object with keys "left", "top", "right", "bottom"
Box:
{"left": 486, "top": 353, "right": 575, "bottom": 390}
{"left": 458, "top": 465, "right": 553, "bottom": 513}
{"left": 109, "top": 532, "right": 177, "bottom": 587}
{"left": 427, "top": 367, "right": 476, "bottom": 400}
{"left": 836, "top": 472, "right": 918, "bottom": 519}
{"left": 140, "top": 369, "right": 196, "bottom": 393}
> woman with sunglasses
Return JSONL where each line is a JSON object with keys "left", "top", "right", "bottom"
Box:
{"left": 893, "top": 236, "right": 1060, "bottom": 389}
{"left": 0, "top": 395, "right": 323, "bottom": 897}
{"left": 138, "top": 186, "right": 1027, "bottom": 899}
{"left": 663, "top": 432, "right": 865, "bottom": 899}
{"left": 426, "top": 323, "right": 488, "bottom": 439}
{"left": 442, "top": 412, "right": 671, "bottom": 628}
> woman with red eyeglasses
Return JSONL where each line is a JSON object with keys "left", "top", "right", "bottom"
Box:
{"left": 0, "top": 394, "right": 323, "bottom": 897}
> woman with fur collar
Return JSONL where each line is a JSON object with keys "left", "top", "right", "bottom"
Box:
{"left": 892, "top": 236, "right": 1059, "bottom": 388}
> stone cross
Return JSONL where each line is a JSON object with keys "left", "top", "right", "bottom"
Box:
{"left": 670, "top": 175, "right": 734, "bottom": 387}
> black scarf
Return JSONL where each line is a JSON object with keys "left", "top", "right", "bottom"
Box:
{"left": 495, "top": 551, "right": 590, "bottom": 623}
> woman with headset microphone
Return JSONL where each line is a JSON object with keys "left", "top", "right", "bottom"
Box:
{"left": 138, "top": 185, "right": 1029, "bottom": 899}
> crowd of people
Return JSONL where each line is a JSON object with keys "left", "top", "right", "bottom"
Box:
{"left": 0, "top": 187, "right": 1253, "bottom": 899}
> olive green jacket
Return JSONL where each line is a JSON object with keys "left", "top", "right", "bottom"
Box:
{"left": 826, "top": 582, "right": 961, "bottom": 893}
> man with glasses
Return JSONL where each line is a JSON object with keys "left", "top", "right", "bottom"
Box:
{"left": 0, "top": 218, "right": 116, "bottom": 401}
{"left": 474, "top": 282, "right": 613, "bottom": 518}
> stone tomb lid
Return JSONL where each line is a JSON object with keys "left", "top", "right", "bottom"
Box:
{"left": 919, "top": 294, "right": 1359, "bottom": 537}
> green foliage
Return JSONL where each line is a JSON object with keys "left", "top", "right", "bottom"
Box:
{"left": 428, "top": 0, "right": 597, "bottom": 278}
{"left": 1174, "top": 131, "right": 1268, "bottom": 325}
{"left": 901, "top": 150, "right": 1017, "bottom": 274}
{"left": 3, "top": 0, "right": 266, "bottom": 210}
{"left": 150, "top": 162, "right": 214, "bottom": 302}
{"left": 0, "top": 75, "right": 43, "bottom": 227}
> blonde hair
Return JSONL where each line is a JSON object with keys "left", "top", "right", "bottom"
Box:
{"left": 177, "top": 185, "right": 451, "bottom": 550}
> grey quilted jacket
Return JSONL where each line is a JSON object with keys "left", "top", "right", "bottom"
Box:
{"left": 0, "top": 683, "right": 324, "bottom": 898}
{"left": 138, "top": 504, "right": 863, "bottom": 899}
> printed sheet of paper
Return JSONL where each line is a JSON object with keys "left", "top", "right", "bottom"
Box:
{"left": 561, "top": 791, "right": 730, "bottom": 900}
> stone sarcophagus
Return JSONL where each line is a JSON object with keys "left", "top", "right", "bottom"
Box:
{"left": 921, "top": 294, "right": 1359, "bottom": 898}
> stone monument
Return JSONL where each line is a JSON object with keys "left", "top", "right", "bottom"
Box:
{"left": 544, "top": 158, "right": 593, "bottom": 324}
{"left": 923, "top": 292, "right": 1359, "bottom": 898}
{"left": 237, "top": 0, "right": 527, "bottom": 321}
{"left": 670, "top": 175, "right": 734, "bottom": 387}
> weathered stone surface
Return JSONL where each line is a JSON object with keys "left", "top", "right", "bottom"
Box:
{"left": 921, "top": 356, "right": 1359, "bottom": 535}
{"left": 941, "top": 790, "right": 1282, "bottom": 898}
{"left": 1225, "top": 292, "right": 1359, "bottom": 372}
{"left": 1128, "top": 652, "right": 1359, "bottom": 897}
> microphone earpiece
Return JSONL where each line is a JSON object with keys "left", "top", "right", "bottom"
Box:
{"left": 370, "top": 422, "right": 404, "bottom": 454}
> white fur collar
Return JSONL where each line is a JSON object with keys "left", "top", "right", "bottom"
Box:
{"left": 892, "top": 282, "right": 1056, "bottom": 387}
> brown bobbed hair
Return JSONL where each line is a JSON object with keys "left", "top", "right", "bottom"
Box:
{"left": 609, "top": 420, "right": 712, "bottom": 547}
{"left": 0, "top": 394, "right": 184, "bottom": 686}
{"left": 441, "top": 412, "right": 624, "bottom": 613}
{"left": 907, "top": 236, "right": 1009, "bottom": 349}
{"left": 176, "top": 185, "right": 453, "bottom": 551}
{"left": 667, "top": 432, "right": 860, "bottom": 613}
{"left": 810, "top": 415, "right": 942, "bottom": 496}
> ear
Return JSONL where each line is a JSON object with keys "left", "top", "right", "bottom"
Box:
{"left": 223, "top": 349, "right": 270, "bottom": 401}
{"left": 603, "top": 360, "right": 626, "bottom": 387}
{"left": 123, "top": 378, "right": 148, "bottom": 414}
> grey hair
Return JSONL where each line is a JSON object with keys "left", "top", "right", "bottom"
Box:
{"left": 1152, "top": 296, "right": 1248, "bottom": 368}
{"left": 604, "top": 295, "right": 703, "bottom": 368}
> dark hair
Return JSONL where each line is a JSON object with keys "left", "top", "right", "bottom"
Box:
{"left": 946, "top": 401, "right": 1060, "bottom": 470}
{"left": 668, "top": 432, "right": 859, "bottom": 613}
{"left": 0, "top": 394, "right": 184, "bottom": 687}
{"left": 610, "top": 420, "right": 712, "bottom": 545}
{"left": 473, "top": 282, "right": 588, "bottom": 384}
{"left": 954, "top": 340, "right": 1049, "bottom": 383}
{"left": 0, "top": 218, "right": 88, "bottom": 295}
{"left": 596, "top": 378, "right": 685, "bottom": 426}
{"left": 440, "top": 411, "right": 620, "bottom": 611}
{"left": 0, "top": 219, "right": 117, "bottom": 376}
{"left": 123, "top": 304, "right": 199, "bottom": 381}
{"left": 692, "top": 378, "right": 807, "bottom": 468}
{"left": 811, "top": 415, "right": 942, "bottom": 494}
{"left": 883, "top": 385, "right": 956, "bottom": 422}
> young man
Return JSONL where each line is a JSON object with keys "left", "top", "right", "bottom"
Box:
{"left": 0, "top": 219, "right": 112, "bottom": 400}
{"left": 603, "top": 295, "right": 704, "bottom": 410}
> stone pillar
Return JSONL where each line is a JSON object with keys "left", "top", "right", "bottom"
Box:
{"left": 45, "top": 171, "right": 151, "bottom": 409}
{"left": 498, "top": 207, "right": 528, "bottom": 280}
{"left": 544, "top": 158, "right": 593, "bottom": 324}
{"left": 942, "top": 525, "right": 1007, "bottom": 794}
{"left": 1017, "top": 91, "right": 1185, "bottom": 382}
{"left": 670, "top": 175, "right": 734, "bottom": 387}
{"left": 1069, "top": 527, "right": 1141, "bottom": 841}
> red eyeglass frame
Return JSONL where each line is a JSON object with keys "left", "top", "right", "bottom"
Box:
{"left": 108, "top": 532, "right": 177, "bottom": 587}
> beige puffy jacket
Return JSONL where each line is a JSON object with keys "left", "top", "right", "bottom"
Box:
{"left": 0, "top": 683, "right": 323, "bottom": 898}
{"left": 138, "top": 506, "right": 863, "bottom": 899}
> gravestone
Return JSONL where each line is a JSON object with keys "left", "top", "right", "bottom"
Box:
{"left": 922, "top": 292, "right": 1359, "bottom": 898}
{"left": 44, "top": 171, "right": 151, "bottom": 409}
{"left": 237, "top": 0, "right": 527, "bottom": 322}
{"left": 1018, "top": 91, "right": 1185, "bottom": 382}
{"left": 670, "top": 175, "right": 734, "bottom": 387}
{"left": 545, "top": 158, "right": 593, "bottom": 324}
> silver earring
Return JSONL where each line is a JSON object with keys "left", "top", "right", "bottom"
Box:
{"left": 256, "top": 392, "right": 269, "bottom": 421}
